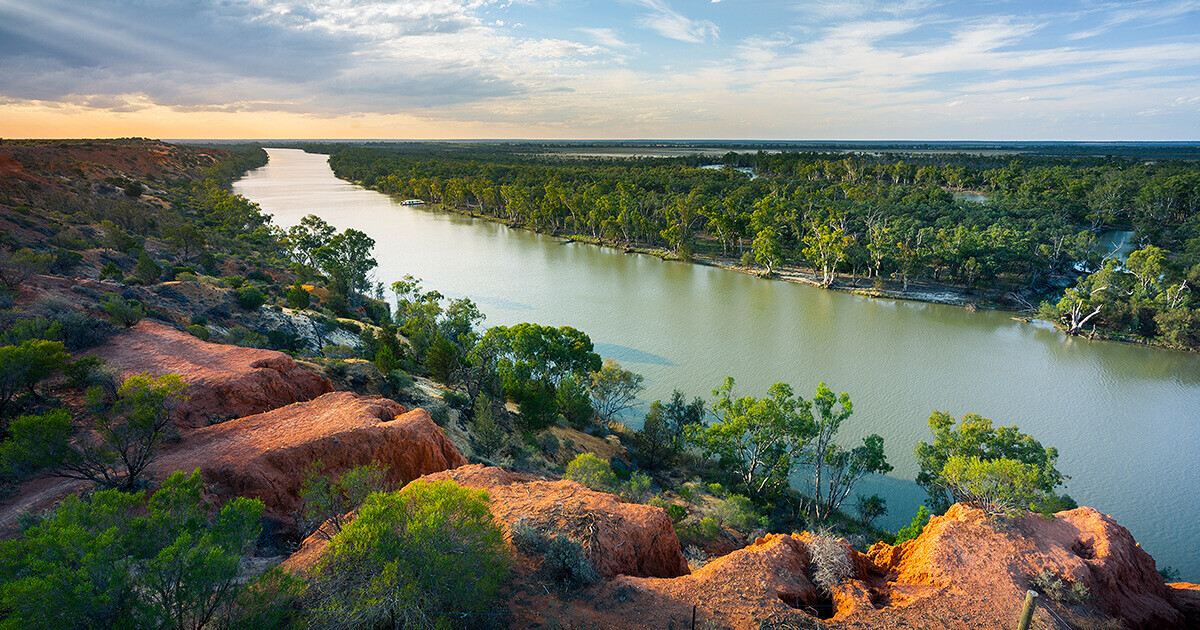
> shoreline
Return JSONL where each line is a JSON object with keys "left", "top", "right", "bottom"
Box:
{"left": 348, "top": 182, "right": 1196, "bottom": 354}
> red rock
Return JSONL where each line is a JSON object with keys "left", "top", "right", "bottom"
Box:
{"left": 1168, "top": 583, "right": 1200, "bottom": 628}
{"left": 420, "top": 464, "right": 689, "bottom": 580}
{"left": 91, "top": 320, "right": 332, "bottom": 426}
{"left": 149, "top": 391, "right": 466, "bottom": 520}
{"left": 857, "top": 504, "right": 1185, "bottom": 629}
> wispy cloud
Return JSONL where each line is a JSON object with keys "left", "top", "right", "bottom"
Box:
{"left": 629, "top": 0, "right": 718, "bottom": 44}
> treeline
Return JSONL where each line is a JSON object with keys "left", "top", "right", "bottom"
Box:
{"left": 323, "top": 146, "right": 1200, "bottom": 348}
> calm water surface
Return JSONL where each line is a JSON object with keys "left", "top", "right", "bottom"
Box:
{"left": 236, "top": 149, "right": 1200, "bottom": 580}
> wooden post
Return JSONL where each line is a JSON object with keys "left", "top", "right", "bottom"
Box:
{"left": 1017, "top": 590, "right": 1038, "bottom": 630}
{"left": 691, "top": 605, "right": 697, "bottom": 630}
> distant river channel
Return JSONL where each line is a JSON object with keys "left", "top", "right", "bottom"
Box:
{"left": 236, "top": 149, "right": 1200, "bottom": 580}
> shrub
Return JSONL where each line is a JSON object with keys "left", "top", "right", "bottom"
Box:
{"left": 101, "top": 294, "right": 144, "bottom": 328}
{"left": 223, "top": 276, "right": 244, "bottom": 289}
{"left": 246, "top": 270, "right": 272, "bottom": 283}
{"left": 895, "top": 506, "right": 930, "bottom": 544}
{"left": 625, "top": 472, "right": 653, "bottom": 501}
{"left": 713, "top": 494, "right": 760, "bottom": 530}
{"left": 174, "top": 272, "right": 197, "bottom": 282}
{"left": 667, "top": 503, "right": 688, "bottom": 524}
{"left": 306, "top": 481, "right": 509, "bottom": 628}
{"left": 0, "top": 248, "right": 52, "bottom": 288}
{"left": 543, "top": 534, "right": 598, "bottom": 588}
{"left": 322, "top": 344, "right": 356, "bottom": 360}
{"left": 0, "top": 339, "right": 70, "bottom": 414}
{"left": 134, "top": 251, "right": 162, "bottom": 284}
{"left": 555, "top": 374, "right": 594, "bottom": 429}
{"left": 563, "top": 453, "right": 616, "bottom": 491}
{"left": 510, "top": 516, "right": 542, "bottom": 553}
{"left": 286, "top": 284, "right": 311, "bottom": 309}
{"left": 1032, "top": 570, "right": 1091, "bottom": 603}
{"left": 808, "top": 533, "right": 851, "bottom": 594}
{"left": 185, "top": 324, "right": 210, "bottom": 341}
{"left": 99, "top": 262, "right": 123, "bottom": 281}
{"left": 442, "top": 389, "right": 468, "bottom": 409}
{"left": 536, "top": 431, "right": 560, "bottom": 455}
{"left": 472, "top": 394, "right": 507, "bottom": 458}
{"left": 234, "top": 285, "right": 266, "bottom": 310}
{"left": 707, "top": 482, "right": 726, "bottom": 498}
{"left": 430, "top": 406, "right": 449, "bottom": 426}
{"left": 297, "top": 461, "right": 392, "bottom": 539}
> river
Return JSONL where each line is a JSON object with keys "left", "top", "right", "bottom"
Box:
{"left": 235, "top": 148, "right": 1200, "bottom": 580}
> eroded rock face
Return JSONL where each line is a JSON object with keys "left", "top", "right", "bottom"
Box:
{"left": 1168, "top": 583, "right": 1200, "bottom": 627}
{"left": 149, "top": 391, "right": 466, "bottom": 520}
{"left": 91, "top": 320, "right": 332, "bottom": 426}
{"left": 858, "top": 504, "right": 1185, "bottom": 630}
{"left": 420, "top": 464, "right": 689, "bottom": 580}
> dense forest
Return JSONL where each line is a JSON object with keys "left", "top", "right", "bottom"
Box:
{"left": 319, "top": 144, "right": 1200, "bottom": 350}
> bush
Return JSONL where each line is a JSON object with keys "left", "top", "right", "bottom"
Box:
{"left": 99, "top": 262, "right": 123, "bottom": 282}
{"left": 554, "top": 374, "right": 594, "bottom": 429}
{"left": 543, "top": 534, "right": 598, "bottom": 588}
{"left": 472, "top": 394, "right": 507, "bottom": 458}
{"left": 322, "top": 344, "right": 356, "bottom": 359}
{"left": 306, "top": 481, "right": 509, "bottom": 628}
{"left": 809, "top": 533, "right": 852, "bottom": 594}
{"left": 234, "top": 285, "right": 266, "bottom": 311}
{"left": 174, "top": 272, "right": 197, "bottom": 282}
{"left": 286, "top": 284, "right": 311, "bottom": 309}
{"left": 625, "top": 472, "right": 653, "bottom": 501}
{"left": 134, "top": 251, "right": 161, "bottom": 284}
{"left": 667, "top": 503, "right": 688, "bottom": 524}
{"left": 185, "top": 324, "right": 210, "bottom": 341}
{"left": 101, "top": 294, "right": 144, "bottom": 328}
{"left": 297, "top": 461, "right": 392, "bottom": 539}
{"left": 1032, "top": 570, "right": 1091, "bottom": 603}
{"left": 223, "top": 276, "right": 245, "bottom": 289}
{"left": 536, "top": 431, "right": 560, "bottom": 455}
{"left": 0, "top": 339, "right": 70, "bottom": 414}
{"left": 563, "top": 453, "right": 616, "bottom": 491}
{"left": 713, "top": 494, "right": 760, "bottom": 530}
{"left": 246, "top": 270, "right": 272, "bottom": 283}
{"left": 895, "top": 506, "right": 930, "bottom": 544}
{"left": 442, "top": 389, "right": 468, "bottom": 409}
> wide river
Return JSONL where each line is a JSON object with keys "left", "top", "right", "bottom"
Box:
{"left": 236, "top": 149, "right": 1200, "bottom": 580}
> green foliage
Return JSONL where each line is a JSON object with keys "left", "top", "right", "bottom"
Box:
{"left": 1032, "top": 570, "right": 1092, "bottom": 603}
{"left": 712, "top": 494, "right": 761, "bottom": 530}
{"left": 101, "top": 293, "right": 144, "bottom": 328}
{"left": 509, "top": 378, "right": 557, "bottom": 432}
{"left": 425, "top": 333, "right": 459, "bottom": 384}
{"left": 12, "top": 373, "right": 188, "bottom": 489}
{"left": 0, "top": 469, "right": 263, "bottom": 630}
{"left": 297, "top": 461, "right": 391, "bottom": 539}
{"left": 99, "top": 262, "right": 123, "bottom": 282}
{"left": 563, "top": 453, "right": 616, "bottom": 491}
{"left": 807, "top": 382, "right": 892, "bottom": 521}
{"left": 854, "top": 493, "right": 888, "bottom": 527}
{"left": 307, "top": 480, "right": 509, "bottom": 629}
{"left": 313, "top": 228, "right": 376, "bottom": 303}
{"left": 554, "top": 373, "right": 594, "bottom": 429}
{"left": 940, "top": 455, "right": 1056, "bottom": 517}
{"left": 587, "top": 359, "right": 644, "bottom": 426}
{"left": 666, "top": 503, "right": 688, "bottom": 524}
{"left": 234, "top": 285, "right": 266, "bottom": 311}
{"left": 691, "top": 377, "right": 814, "bottom": 500}
{"left": 894, "top": 506, "right": 930, "bottom": 544}
{"left": 322, "top": 344, "right": 356, "bottom": 360}
{"left": 535, "top": 431, "right": 560, "bottom": 455}
{"left": 471, "top": 394, "right": 507, "bottom": 458}
{"left": 285, "top": 284, "right": 311, "bottom": 309}
{"left": 374, "top": 345, "right": 397, "bottom": 375}
{"left": 185, "top": 324, "right": 210, "bottom": 341}
{"left": 624, "top": 472, "right": 653, "bottom": 501}
{"left": 0, "top": 248, "right": 53, "bottom": 288}
{"left": 0, "top": 339, "right": 69, "bottom": 415}
{"left": 915, "top": 411, "right": 1067, "bottom": 514}
{"left": 134, "top": 251, "right": 162, "bottom": 285}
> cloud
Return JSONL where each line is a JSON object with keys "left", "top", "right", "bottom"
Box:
{"left": 629, "top": 0, "right": 719, "bottom": 43}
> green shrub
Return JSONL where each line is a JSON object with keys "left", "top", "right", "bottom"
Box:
{"left": 99, "top": 262, "right": 123, "bottom": 282}
{"left": 286, "top": 284, "right": 311, "bottom": 309}
{"left": 134, "top": 251, "right": 161, "bottom": 284}
{"left": 1032, "top": 570, "right": 1091, "bottom": 603}
{"left": 246, "top": 270, "right": 272, "bottom": 283}
{"left": 101, "top": 294, "right": 144, "bottom": 328}
{"left": 472, "top": 394, "right": 506, "bottom": 458}
{"left": 442, "top": 389, "right": 468, "bottom": 409}
{"left": 322, "top": 344, "right": 356, "bottom": 359}
{"left": 185, "top": 324, "right": 210, "bottom": 341}
{"left": 430, "top": 406, "right": 449, "bottom": 426}
{"left": 223, "top": 276, "right": 244, "bottom": 289}
{"left": 234, "top": 285, "right": 266, "bottom": 311}
{"left": 625, "top": 472, "right": 653, "bottom": 501}
{"left": 563, "top": 453, "right": 616, "bottom": 491}
{"left": 174, "top": 272, "right": 197, "bottom": 282}
{"left": 895, "top": 506, "right": 930, "bottom": 544}
{"left": 297, "top": 461, "right": 392, "bottom": 539}
{"left": 706, "top": 482, "right": 726, "bottom": 498}
{"left": 307, "top": 480, "right": 509, "bottom": 628}
{"left": 536, "top": 431, "right": 560, "bottom": 455}
{"left": 667, "top": 503, "right": 688, "bottom": 524}
{"left": 713, "top": 494, "right": 760, "bottom": 530}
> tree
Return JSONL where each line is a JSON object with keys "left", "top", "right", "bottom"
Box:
{"left": 690, "top": 378, "right": 815, "bottom": 500}
{"left": 752, "top": 227, "right": 782, "bottom": 275}
{"left": 636, "top": 401, "right": 675, "bottom": 471}
{"left": 914, "top": 411, "right": 1068, "bottom": 514}
{"left": 306, "top": 481, "right": 509, "bottom": 630}
{"left": 493, "top": 323, "right": 601, "bottom": 387}
{"left": 135, "top": 251, "right": 163, "bottom": 285}
{"left": 939, "top": 455, "right": 1054, "bottom": 517}
{"left": 285, "top": 284, "right": 311, "bottom": 310}
{"left": 165, "top": 224, "right": 206, "bottom": 264}
{"left": 554, "top": 374, "right": 594, "bottom": 429}
{"left": 0, "top": 469, "right": 263, "bottom": 630}
{"left": 855, "top": 493, "right": 887, "bottom": 527}
{"left": 806, "top": 383, "right": 892, "bottom": 520}
{"left": 587, "top": 359, "right": 644, "bottom": 427}
{"left": 29, "top": 373, "right": 190, "bottom": 489}
{"left": 894, "top": 506, "right": 930, "bottom": 544}
{"left": 297, "top": 461, "right": 392, "bottom": 539}
{"left": 0, "top": 339, "right": 69, "bottom": 417}
{"left": 803, "top": 213, "right": 849, "bottom": 287}
{"left": 286, "top": 214, "right": 336, "bottom": 269}
{"left": 314, "top": 228, "right": 376, "bottom": 304}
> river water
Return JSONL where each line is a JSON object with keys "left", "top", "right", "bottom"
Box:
{"left": 235, "top": 149, "right": 1200, "bottom": 580}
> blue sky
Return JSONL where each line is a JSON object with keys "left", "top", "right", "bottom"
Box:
{"left": 1, "top": 0, "right": 1198, "bottom": 139}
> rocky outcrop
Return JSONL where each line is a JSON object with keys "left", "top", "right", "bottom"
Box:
{"left": 149, "top": 391, "right": 466, "bottom": 520}
{"left": 420, "top": 464, "right": 689, "bottom": 580}
{"left": 1168, "top": 583, "right": 1200, "bottom": 627}
{"left": 91, "top": 320, "right": 332, "bottom": 426}
{"left": 855, "top": 504, "right": 1185, "bottom": 630}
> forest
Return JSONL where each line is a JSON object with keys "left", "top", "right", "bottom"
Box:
{"left": 318, "top": 144, "right": 1200, "bottom": 350}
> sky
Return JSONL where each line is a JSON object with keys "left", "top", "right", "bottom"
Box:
{"left": 1, "top": 0, "right": 1198, "bottom": 140}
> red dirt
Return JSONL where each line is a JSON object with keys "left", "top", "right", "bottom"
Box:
{"left": 149, "top": 391, "right": 466, "bottom": 521}
{"left": 90, "top": 320, "right": 332, "bottom": 426}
